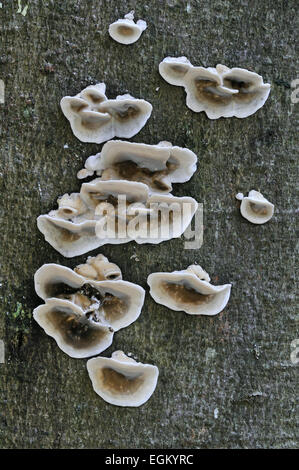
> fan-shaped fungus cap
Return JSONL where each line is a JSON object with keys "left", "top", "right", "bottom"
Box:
{"left": 37, "top": 215, "right": 98, "bottom": 258}
{"left": 237, "top": 190, "right": 274, "bottom": 224}
{"left": 159, "top": 56, "right": 192, "bottom": 86}
{"left": 61, "top": 85, "right": 152, "bottom": 143}
{"left": 57, "top": 193, "right": 87, "bottom": 219}
{"left": 159, "top": 57, "right": 271, "bottom": 119}
{"left": 33, "top": 298, "right": 114, "bottom": 358}
{"left": 98, "top": 95, "right": 152, "bottom": 140}
{"left": 80, "top": 179, "right": 149, "bottom": 209}
{"left": 108, "top": 11, "right": 147, "bottom": 45}
{"left": 87, "top": 351, "right": 159, "bottom": 407}
{"left": 35, "top": 255, "right": 122, "bottom": 301}
{"left": 77, "top": 140, "right": 197, "bottom": 193}
{"left": 34, "top": 264, "right": 85, "bottom": 300}
{"left": 74, "top": 254, "right": 122, "bottom": 281}
{"left": 147, "top": 264, "right": 231, "bottom": 315}
{"left": 34, "top": 260, "right": 145, "bottom": 332}
{"left": 95, "top": 280, "right": 145, "bottom": 331}
{"left": 60, "top": 83, "right": 113, "bottom": 143}
{"left": 141, "top": 193, "right": 198, "bottom": 243}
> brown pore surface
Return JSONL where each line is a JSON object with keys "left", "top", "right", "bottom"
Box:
{"left": 161, "top": 281, "right": 215, "bottom": 306}
{"left": 195, "top": 79, "right": 232, "bottom": 105}
{"left": 70, "top": 101, "right": 88, "bottom": 113}
{"left": 47, "top": 308, "right": 109, "bottom": 349}
{"left": 104, "top": 104, "right": 140, "bottom": 121}
{"left": 102, "top": 293, "right": 128, "bottom": 323}
{"left": 102, "top": 160, "right": 174, "bottom": 191}
{"left": 249, "top": 202, "right": 269, "bottom": 215}
{"left": 117, "top": 25, "right": 135, "bottom": 36}
{"left": 100, "top": 367, "right": 144, "bottom": 395}
{"left": 169, "top": 64, "right": 190, "bottom": 76}
{"left": 81, "top": 113, "right": 111, "bottom": 129}
{"left": 85, "top": 92, "right": 106, "bottom": 104}
{"left": 60, "top": 228, "right": 81, "bottom": 242}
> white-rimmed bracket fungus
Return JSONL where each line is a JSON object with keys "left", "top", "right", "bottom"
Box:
{"left": 97, "top": 95, "right": 152, "bottom": 140}
{"left": 159, "top": 57, "right": 271, "bottom": 119}
{"left": 108, "top": 11, "right": 147, "bottom": 45}
{"left": 37, "top": 216, "right": 99, "bottom": 258}
{"left": 56, "top": 193, "right": 87, "bottom": 219}
{"left": 34, "top": 260, "right": 145, "bottom": 333}
{"left": 60, "top": 83, "right": 113, "bottom": 143}
{"left": 36, "top": 180, "right": 148, "bottom": 257}
{"left": 87, "top": 351, "right": 159, "bottom": 407}
{"left": 77, "top": 140, "right": 198, "bottom": 194}
{"left": 147, "top": 264, "right": 231, "bottom": 315}
{"left": 159, "top": 56, "right": 192, "bottom": 86}
{"left": 33, "top": 298, "right": 114, "bottom": 358}
{"left": 34, "top": 254, "right": 122, "bottom": 300}
{"left": 61, "top": 85, "right": 152, "bottom": 143}
{"left": 74, "top": 254, "right": 122, "bottom": 281}
{"left": 236, "top": 190, "right": 274, "bottom": 224}
{"left": 37, "top": 179, "right": 199, "bottom": 256}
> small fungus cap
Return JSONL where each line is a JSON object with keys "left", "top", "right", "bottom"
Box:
{"left": 109, "top": 11, "right": 147, "bottom": 45}
{"left": 147, "top": 265, "right": 231, "bottom": 315}
{"left": 87, "top": 351, "right": 159, "bottom": 407}
{"left": 159, "top": 56, "right": 192, "bottom": 86}
{"left": 239, "top": 190, "right": 274, "bottom": 224}
{"left": 98, "top": 95, "right": 152, "bottom": 139}
{"left": 74, "top": 254, "right": 122, "bottom": 281}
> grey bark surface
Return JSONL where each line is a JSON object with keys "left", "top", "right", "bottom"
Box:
{"left": 0, "top": 0, "right": 298, "bottom": 449}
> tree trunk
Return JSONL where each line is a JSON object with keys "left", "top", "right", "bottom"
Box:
{"left": 0, "top": 0, "right": 297, "bottom": 449}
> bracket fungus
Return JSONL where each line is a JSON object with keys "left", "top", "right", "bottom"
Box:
{"left": 60, "top": 83, "right": 152, "bottom": 143}
{"left": 147, "top": 265, "right": 231, "bottom": 315}
{"left": 37, "top": 179, "right": 198, "bottom": 257}
{"left": 236, "top": 190, "right": 274, "bottom": 224}
{"left": 159, "top": 57, "right": 271, "bottom": 119}
{"left": 108, "top": 11, "right": 147, "bottom": 45}
{"left": 74, "top": 253, "right": 122, "bottom": 281}
{"left": 33, "top": 298, "right": 114, "bottom": 358}
{"left": 87, "top": 351, "right": 159, "bottom": 407}
{"left": 77, "top": 140, "right": 198, "bottom": 194}
{"left": 34, "top": 257, "right": 145, "bottom": 328}
{"left": 34, "top": 254, "right": 122, "bottom": 300}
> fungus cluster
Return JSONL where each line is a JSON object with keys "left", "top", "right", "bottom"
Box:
{"left": 33, "top": 13, "right": 275, "bottom": 407}
{"left": 34, "top": 255, "right": 158, "bottom": 406}
{"left": 77, "top": 140, "right": 197, "bottom": 194}
{"left": 61, "top": 83, "right": 152, "bottom": 143}
{"left": 159, "top": 57, "right": 271, "bottom": 119}
{"left": 33, "top": 255, "right": 145, "bottom": 358}
{"left": 37, "top": 176, "right": 198, "bottom": 257}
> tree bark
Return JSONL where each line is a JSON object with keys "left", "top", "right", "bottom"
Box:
{"left": 0, "top": 0, "right": 297, "bottom": 449}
